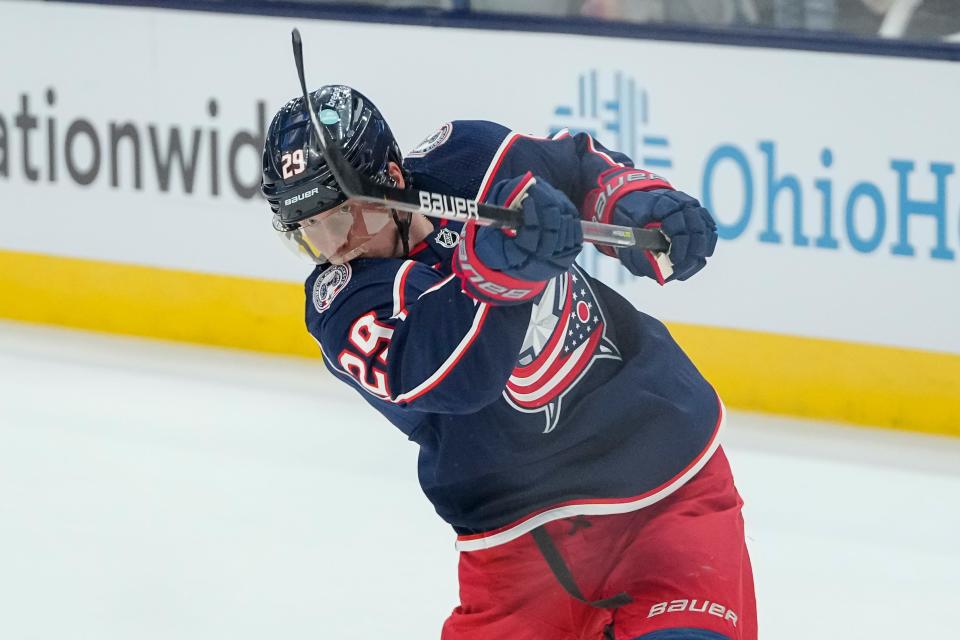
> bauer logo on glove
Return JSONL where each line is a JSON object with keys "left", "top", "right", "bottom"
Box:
{"left": 583, "top": 166, "right": 718, "bottom": 285}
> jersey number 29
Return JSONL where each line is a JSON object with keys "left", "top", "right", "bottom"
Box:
{"left": 338, "top": 312, "right": 394, "bottom": 398}
{"left": 281, "top": 150, "right": 306, "bottom": 179}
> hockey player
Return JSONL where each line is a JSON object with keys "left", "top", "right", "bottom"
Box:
{"left": 261, "top": 85, "right": 756, "bottom": 640}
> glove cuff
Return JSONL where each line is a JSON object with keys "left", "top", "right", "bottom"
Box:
{"left": 582, "top": 167, "right": 673, "bottom": 257}
{"left": 452, "top": 220, "right": 546, "bottom": 305}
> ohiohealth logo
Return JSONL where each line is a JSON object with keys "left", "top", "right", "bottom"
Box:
{"left": 549, "top": 69, "right": 958, "bottom": 270}
{"left": 550, "top": 70, "right": 672, "bottom": 170}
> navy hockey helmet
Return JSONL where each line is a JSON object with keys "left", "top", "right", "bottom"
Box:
{"left": 261, "top": 85, "right": 409, "bottom": 264}
{"left": 261, "top": 85, "right": 404, "bottom": 227}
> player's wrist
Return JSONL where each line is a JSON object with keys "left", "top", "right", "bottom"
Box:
{"left": 582, "top": 166, "right": 673, "bottom": 259}
{"left": 452, "top": 220, "right": 546, "bottom": 305}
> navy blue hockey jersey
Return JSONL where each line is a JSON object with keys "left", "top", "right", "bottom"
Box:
{"left": 305, "top": 121, "right": 723, "bottom": 551}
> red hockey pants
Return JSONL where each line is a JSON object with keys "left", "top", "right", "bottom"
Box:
{"left": 442, "top": 447, "right": 757, "bottom": 640}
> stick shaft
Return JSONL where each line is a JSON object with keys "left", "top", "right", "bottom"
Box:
{"left": 289, "top": 29, "right": 669, "bottom": 253}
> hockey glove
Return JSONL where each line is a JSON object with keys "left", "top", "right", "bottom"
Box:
{"left": 583, "top": 166, "right": 718, "bottom": 284}
{"left": 453, "top": 172, "right": 583, "bottom": 305}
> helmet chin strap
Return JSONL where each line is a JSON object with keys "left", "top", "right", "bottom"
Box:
{"left": 391, "top": 209, "right": 411, "bottom": 257}
{"left": 386, "top": 174, "right": 411, "bottom": 257}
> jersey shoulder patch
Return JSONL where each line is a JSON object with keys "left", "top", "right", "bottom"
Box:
{"left": 407, "top": 122, "right": 453, "bottom": 158}
{"left": 433, "top": 225, "right": 461, "bottom": 249}
{"left": 404, "top": 120, "right": 511, "bottom": 199}
{"left": 312, "top": 263, "right": 352, "bottom": 314}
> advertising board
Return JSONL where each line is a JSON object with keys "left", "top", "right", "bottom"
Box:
{"left": 1, "top": 1, "right": 957, "bottom": 431}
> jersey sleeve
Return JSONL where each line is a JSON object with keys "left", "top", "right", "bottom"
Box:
{"left": 476, "top": 128, "right": 652, "bottom": 208}
{"left": 308, "top": 260, "right": 531, "bottom": 415}
{"left": 404, "top": 120, "right": 666, "bottom": 209}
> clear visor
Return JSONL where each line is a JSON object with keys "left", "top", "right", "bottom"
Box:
{"left": 275, "top": 200, "right": 398, "bottom": 265}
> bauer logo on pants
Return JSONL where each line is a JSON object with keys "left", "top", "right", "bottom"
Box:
{"left": 313, "top": 264, "right": 352, "bottom": 314}
{"left": 647, "top": 598, "right": 738, "bottom": 627}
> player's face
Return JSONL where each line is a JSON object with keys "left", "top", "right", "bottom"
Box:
{"left": 275, "top": 162, "right": 409, "bottom": 265}
{"left": 282, "top": 201, "right": 400, "bottom": 265}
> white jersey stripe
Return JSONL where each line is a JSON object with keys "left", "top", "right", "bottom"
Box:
{"left": 418, "top": 273, "right": 456, "bottom": 300}
{"left": 392, "top": 260, "right": 416, "bottom": 318}
{"left": 586, "top": 135, "right": 622, "bottom": 167}
{"left": 393, "top": 303, "right": 489, "bottom": 404}
{"left": 475, "top": 132, "right": 522, "bottom": 200}
{"left": 454, "top": 399, "right": 726, "bottom": 552}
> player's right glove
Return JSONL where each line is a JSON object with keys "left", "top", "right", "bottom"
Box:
{"left": 453, "top": 172, "right": 583, "bottom": 305}
{"left": 583, "top": 166, "right": 718, "bottom": 284}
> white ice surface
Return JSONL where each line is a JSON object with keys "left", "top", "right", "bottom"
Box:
{"left": 1, "top": 320, "right": 958, "bottom": 639}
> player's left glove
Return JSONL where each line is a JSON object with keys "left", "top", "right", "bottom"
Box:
{"left": 613, "top": 188, "right": 718, "bottom": 283}
{"left": 583, "top": 166, "right": 718, "bottom": 284}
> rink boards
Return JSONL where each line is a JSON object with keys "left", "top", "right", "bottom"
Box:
{"left": 0, "top": 1, "right": 958, "bottom": 434}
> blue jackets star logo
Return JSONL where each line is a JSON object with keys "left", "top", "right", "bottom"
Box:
{"left": 503, "top": 264, "right": 621, "bottom": 433}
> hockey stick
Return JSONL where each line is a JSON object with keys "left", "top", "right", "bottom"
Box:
{"left": 290, "top": 28, "right": 669, "bottom": 253}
